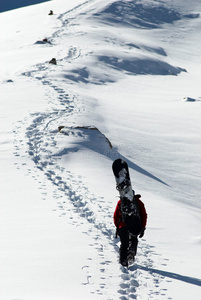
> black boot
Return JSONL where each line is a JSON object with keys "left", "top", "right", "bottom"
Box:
{"left": 118, "top": 227, "right": 129, "bottom": 266}
{"left": 119, "top": 245, "right": 128, "bottom": 266}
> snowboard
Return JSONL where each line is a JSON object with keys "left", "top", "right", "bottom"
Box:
{"left": 112, "top": 158, "right": 135, "bottom": 221}
{"left": 112, "top": 158, "right": 142, "bottom": 235}
{"left": 112, "top": 158, "right": 133, "bottom": 202}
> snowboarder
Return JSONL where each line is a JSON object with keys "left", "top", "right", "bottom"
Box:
{"left": 114, "top": 193, "right": 147, "bottom": 266}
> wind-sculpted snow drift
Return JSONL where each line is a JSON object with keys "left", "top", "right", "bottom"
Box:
{"left": 94, "top": 0, "right": 181, "bottom": 28}
{"left": 52, "top": 0, "right": 188, "bottom": 84}
{"left": 98, "top": 55, "right": 186, "bottom": 76}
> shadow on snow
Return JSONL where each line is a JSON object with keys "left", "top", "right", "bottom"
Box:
{"left": 133, "top": 264, "right": 201, "bottom": 287}
{"left": 93, "top": 1, "right": 181, "bottom": 29}
{"left": 62, "top": 58, "right": 186, "bottom": 85}
{"left": 98, "top": 56, "right": 186, "bottom": 76}
{"left": 57, "top": 126, "right": 168, "bottom": 186}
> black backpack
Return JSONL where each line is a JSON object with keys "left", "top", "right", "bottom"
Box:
{"left": 121, "top": 194, "right": 142, "bottom": 236}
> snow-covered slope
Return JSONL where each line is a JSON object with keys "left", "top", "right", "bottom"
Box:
{"left": 1, "top": 0, "right": 201, "bottom": 299}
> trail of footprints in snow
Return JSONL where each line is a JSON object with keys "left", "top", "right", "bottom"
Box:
{"left": 15, "top": 123, "right": 104, "bottom": 226}
{"left": 116, "top": 241, "right": 172, "bottom": 300}
{"left": 81, "top": 238, "right": 115, "bottom": 296}
{"left": 13, "top": 101, "right": 170, "bottom": 299}
{"left": 13, "top": 84, "right": 117, "bottom": 296}
{"left": 14, "top": 60, "right": 171, "bottom": 297}
{"left": 13, "top": 78, "right": 115, "bottom": 239}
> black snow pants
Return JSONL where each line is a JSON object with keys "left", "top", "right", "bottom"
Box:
{"left": 118, "top": 226, "right": 138, "bottom": 263}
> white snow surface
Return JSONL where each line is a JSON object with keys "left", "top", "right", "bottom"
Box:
{"left": 1, "top": 0, "right": 201, "bottom": 299}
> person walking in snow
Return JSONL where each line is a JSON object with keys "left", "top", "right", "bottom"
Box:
{"left": 114, "top": 193, "right": 147, "bottom": 266}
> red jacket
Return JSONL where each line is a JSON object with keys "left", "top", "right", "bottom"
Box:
{"left": 113, "top": 196, "right": 147, "bottom": 229}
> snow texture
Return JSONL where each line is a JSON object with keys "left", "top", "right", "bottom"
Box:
{"left": 1, "top": 0, "right": 201, "bottom": 299}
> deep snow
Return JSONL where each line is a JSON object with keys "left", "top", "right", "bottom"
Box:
{"left": 1, "top": 0, "right": 201, "bottom": 299}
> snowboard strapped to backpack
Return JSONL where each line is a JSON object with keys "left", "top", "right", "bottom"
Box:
{"left": 112, "top": 159, "right": 142, "bottom": 236}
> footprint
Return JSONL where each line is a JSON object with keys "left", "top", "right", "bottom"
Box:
{"left": 121, "top": 274, "right": 130, "bottom": 281}
{"left": 130, "top": 279, "right": 139, "bottom": 287}
{"left": 120, "top": 282, "right": 130, "bottom": 289}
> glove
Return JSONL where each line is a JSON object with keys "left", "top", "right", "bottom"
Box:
{"left": 139, "top": 228, "right": 145, "bottom": 238}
